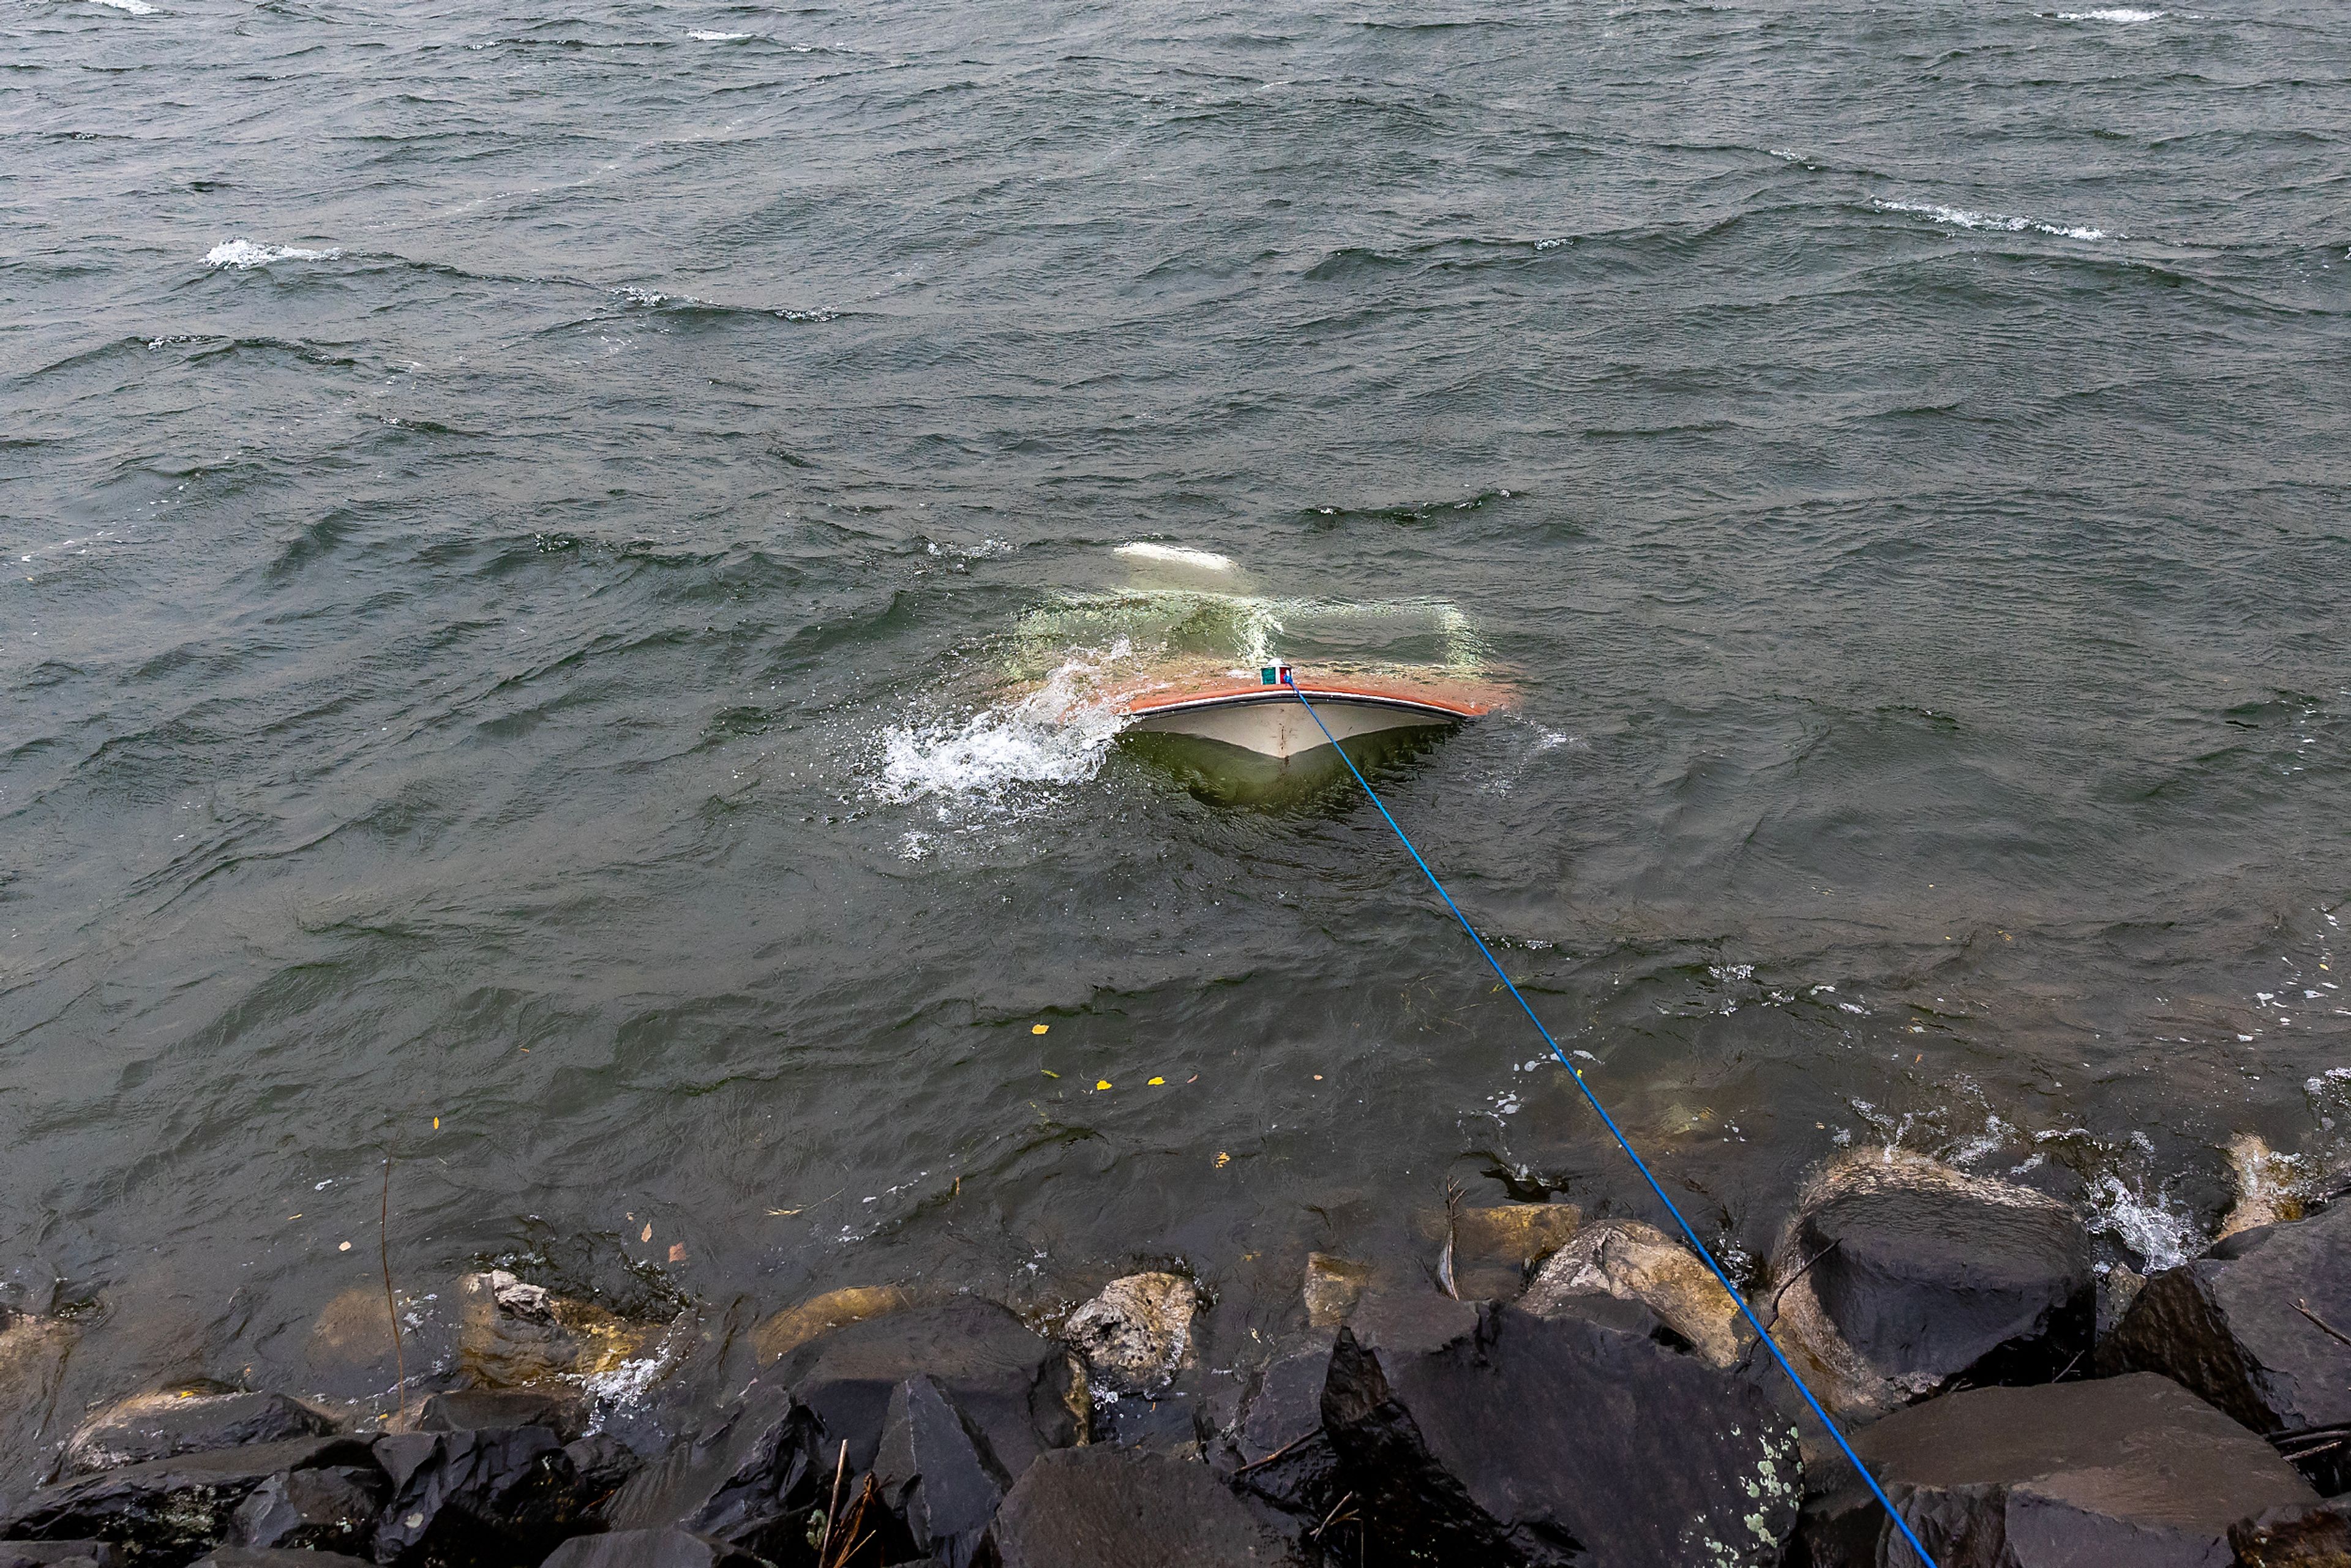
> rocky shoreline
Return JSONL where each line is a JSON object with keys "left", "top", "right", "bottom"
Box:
{"left": 4, "top": 1144, "right": 2348, "bottom": 1567}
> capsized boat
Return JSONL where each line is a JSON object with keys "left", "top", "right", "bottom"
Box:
{"left": 1122, "top": 666, "right": 1492, "bottom": 760}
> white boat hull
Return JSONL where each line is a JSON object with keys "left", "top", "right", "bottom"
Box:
{"left": 1124, "top": 689, "right": 1471, "bottom": 762}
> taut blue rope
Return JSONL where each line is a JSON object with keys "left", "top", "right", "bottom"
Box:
{"left": 1284, "top": 674, "right": 1937, "bottom": 1568}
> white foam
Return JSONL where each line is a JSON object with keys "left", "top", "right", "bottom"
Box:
{"left": 2057, "top": 7, "right": 2162, "bottom": 20}
{"left": 2084, "top": 1172, "right": 2199, "bottom": 1270}
{"left": 874, "top": 643, "right": 1132, "bottom": 809}
{"left": 89, "top": 0, "right": 156, "bottom": 13}
{"left": 1874, "top": 198, "right": 2107, "bottom": 242}
{"left": 1115, "top": 542, "right": 1235, "bottom": 572}
{"left": 204, "top": 238, "right": 342, "bottom": 269}
{"left": 687, "top": 29, "right": 750, "bottom": 40}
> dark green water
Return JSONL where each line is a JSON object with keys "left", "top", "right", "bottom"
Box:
{"left": 4, "top": 0, "right": 2348, "bottom": 1462}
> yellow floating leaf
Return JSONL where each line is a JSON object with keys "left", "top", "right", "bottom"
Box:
{"left": 1147, "top": 1077, "right": 1164, "bottom": 1086}
{"left": 1041, "top": 1070, "right": 1059, "bottom": 1079}
{"left": 1032, "top": 1023, "right": 1050, "bottom": 1035}
{"left": 432, "top": 1116, "right": 440, "bottom": 1129}
{"left": 640, "top": 1221, "right": 653, "bottom": 1242}
{"left": 1095, "top": 1079, "right": 1112, "bottom": 1090}
{"left": 1213, "top": 1152, "right": 1231, "bottom": 1168}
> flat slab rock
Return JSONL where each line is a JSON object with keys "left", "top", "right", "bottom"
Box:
{"left": 986, "top": 1448, "right": 1292, "bottom": 1567}
{"left": 2, "top": 1436, "right": 380, "bottom": 1562}
{"left": 771, "top": 1298, "right": 1079, "bottom": 1479}
{"left": 2101, "top": 1200, "right": 2351, "bottom": 1495}
{"left": 1799, "top": 1373, "right": 2328, "bottom": 1567}
{"left": 1324, "top": 1294, "right": 1800, "bottom": 1567}
{"left": 539, "top": 1527, "right": 774, "bottom": 1568}
{"left": 601, "top": 1384, "right": 820, "bottom": 1563}
{"left": 63, "top": 1394, "right": 339, "bottom": 1477}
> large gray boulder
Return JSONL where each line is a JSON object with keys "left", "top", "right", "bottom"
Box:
{"left": 1322, "top": 1294, "right": 1801, "bottom": 1566}
{"left": 539, "top": 1528, "right": 773, "bottom": 1568}
{"left": 599, "top": 1384, "right": 820, "bottom": 1564}
{"left": 1210, "top": 1338, "right": 1341, "bottom": 1521}
{"left": 1798, "top": 1373, "right": 2328, "bottom": 1566}
{"left": 872, "top": 1375, "right": 1008, "bottom": 1568}
{"left": 220, "top": 1465, "right": 384, "bottom": 1556}
{"left": 984, "top": 1447, "right": 1291, "bottom": 1567}
{"left": 771, "top": 1299, "right": 1080, "bottom": 1481}
{"left": 368, "top": 1427, "right": 603, "bottom": 1566}
{"left": 2100, "top": 1201, "right": 2351, "bottom": 1495}
{"left": 1772, "top": 1150, "right": 2093, "bottom": 1420}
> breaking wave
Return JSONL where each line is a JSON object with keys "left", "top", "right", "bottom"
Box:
{"left": 874, "top": 643, "right": 1134, "bottom": 809}
{"left": 1116, "top": 542, "right": 1235, "bottom": 571}
{"left": 1874, "top": 198, "right": 2109, "bottom": 242}
{"left": 205, "top": 239, "right": 343, "bottom": 269}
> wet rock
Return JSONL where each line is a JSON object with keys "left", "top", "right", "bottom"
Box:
{"left": 221, "top": 1466, "right": 385, "bottom": 1556}
{"left": 1771, "top": 1149, "right": 2094, "bottom": 1419}
{"left": 189, "top": 1551, "right": 375, "bottom": 1568}
{"left": 1, "top": 1436, "right": 378, "bottom": 1564}
{"left": 2232, "top": 1499, "right": 2351, "bottom": 1567}
{"left": 2222, "top": 1133, "right": 2308, "bottom": 1244}
{"left": 984, "top": 1447, "right": 1291, "bottom": 1567}
{"left": 1322, "top": 1294, "right": 1799, "bottom": 1566}
{"left": 773, "top": 1299, "right": 1081, "bottom": 1479}
{"left": 873, "top": 1375, "right": 1010, "bottom": 1568}
{"left": 1300, "top": 1255, "right": 1371, "bottom": 1330}
{"left": 1062, "top": 1275, "right": 1194, "bottom": 1395}
{"left": 563, "top": 1435, "right": 642, "bottom": 1502}
{"left": 1521, "top": 1218, "right": 1747, "bottom": 1368}
{"left": 368, "top": 1426, "right": 601, "bottom": 1565}
{"left": 1217, "top": 1340, "right": 1338, "bottom": 1520}
{"left": 601, "top": 1384, "right": 822, "bottom": 1562}
{"left": 750, "top": 1288, "right": 911, "bottom": 1367}
{"left": 539, "top": 1528, "right": 774, "bottom": 1568}
{"left": 1, "top": 1314, "right": 80, "bottom": 1502}
{"left": 416, "top": 1388, "right": 588, "bottom": 1443}
{"left": 2100, "top": 1199, "right": 2351, "bottom": 1494}
{"left": 2098, "top": 1262, "right": 2148, "bottom": 1338}
{"left": 1797, "top": 1373, "right": 2326, "bottom": 1567}
{"left": 454, "top": 1272, "right": 578, "bottom": 1387}
{"left": 0, "top": 1544, "right": 122, "bottom": 1568}
{"left": 63, "top": 1392, "right": 339, "bottom": 1477}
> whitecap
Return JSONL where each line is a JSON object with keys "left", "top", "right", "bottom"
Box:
{"left": 205, "top": 238, "right": 342, "bottom": 269}
{"left": 874, "top": 643, "right": 1133, "bottom": 811}
{"left": 2056, "top": 7, "right": 2162, "bottom": 20}
{"left": 1874, "top": 198, "right": 2107, "bottom": 241}
{"left": 686, "top": 29, "right": 751, "bottom": 40}
{"left": 1116, "top": 542, "right": 1236, "bottom": 572}
{"left": 2083, "top": 1172, "right": 2199, "bottom": 1270}
{"left": 89, "top": 0, "right": 156, "bottom": 13}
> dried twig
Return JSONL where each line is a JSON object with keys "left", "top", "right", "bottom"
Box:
{"left": 1234, "top": 1428, "right": 1316, "bottom": 1474}
{"left": 2296, "top": 1299, "right": 2351, "bottom": 1349}
{"left": 817, "top": 1439, "right": 847, "bottom": 1554}
{"left": 1309, "top": 1491, "right": 1360, "bottom": 1542}
{"left": 1736, "top": 1237, "right": 1842, "bottom": 1375}
{"left": 1437, "top": 1178, "right": 1465, "bottom": 1300}
{"left": 380, "top": 1155, "right": 405, "bottom": 1427}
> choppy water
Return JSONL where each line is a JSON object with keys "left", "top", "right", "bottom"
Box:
{"left": 4, "top": 0, "right": 2349, "bottom": 1456}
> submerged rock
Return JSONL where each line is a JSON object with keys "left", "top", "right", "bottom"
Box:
{"left": 1062, "top": 1274, "right": 1195, "bottom": 1395}
{"left": 1322, "top": 1294, "right": 1800, "bottom": 1566}
{"left": 62, "top": 1390, "right": 339, "bottom": 1478}
{"left": 453, "top": 1272, "right": 661, "bottom": 1390}
{"left": 1300, "top": 1255, "right": 1373, "bottom": 1330}
{"left": 2221, "top": 1133, "right": 2307, "bottom": 1243}
{"left": 415, "top": 1387, "right": 588, "bottom": 1442}
{"left": 300, "top": 1289, "right": 452, "bottom": 1407}
{"left": 1521, "top": 1218, "right": 1746, "bottom": 1368}
{"left": 873, "top": 1375, "right": 1010, "bottom": 1568}
{"left": 749, "top": 1286, "right": 911, "bottom": 1367}
{"left": 2100, "top": 1199, "right": 2351, "bottom": 1494}
{"left": 601, "top": 1384, "right": 822, "bottom": 1562}
{"left": 773, "top": 1299, "right": 1081, "bottom": 1480}
{"left": 221, "top": 1465, "right": 384, "bottom": 1556}
{"left": 189, "top": 1551, "right": 374, "bottom": 1568}
{"left": 1, "top": 1435, "right": 378, "bottom": 1564}
{"left": 539, "top": 1527, "right": 774, "bottom": 1568}
{"left": 1, "top": 1314, "right": 81, "bottom": 1501}
{"left": 1427, "top": 1203, "right": 1584, "bottom": 1300}
{"left": 984, "top": 1447, "right": 1291, "bottom": 1567}
{"left": 1797, "top": 1373, "right": 2326, "bottom": 1567}
{"left": 1770, "top": 1148, "right": 2093, "bottom": 1419}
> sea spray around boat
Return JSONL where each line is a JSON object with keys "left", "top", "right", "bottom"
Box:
{"left": 873, "top": 586, "right": 1510, "bottom": 812}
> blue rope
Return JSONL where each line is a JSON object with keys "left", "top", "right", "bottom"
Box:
{"left": 1284, "top": 675, "right": 1937, "bottom": 1568}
